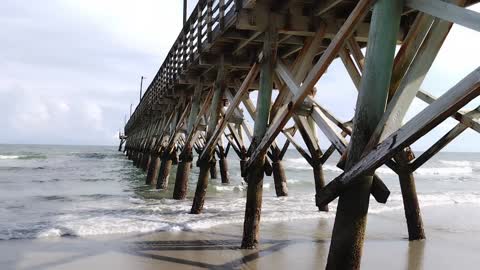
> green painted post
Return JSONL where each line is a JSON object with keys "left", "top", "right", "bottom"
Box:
{"left": 326, "top": 0, "right": 403, "bottom": 268}
{"left": 241, "top": 19, "right": 277, "bottom": 249}
{"left": 191, "top": 66, "right": 225, "bottom": 213}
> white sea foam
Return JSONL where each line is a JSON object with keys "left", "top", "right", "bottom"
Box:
{"left": 0, "top": 155, "right": 20, "bottom": 160}
{"left": 284, "top": 158, "right": 311, "bottom": 170}
{"left": 322, "top": 165, "right": 343, "bottom": 172}
{"left": 3, "top": 190, "right": 480, "bottom": 240}
{"left": 213, "top": 184, "right": 246, "bottom": 192}
{"left": 37, "top": 228, "right": 63, "bottom": 238}
{"left": 286, "top": 158, "right": 309, "bottom": 165}
{"left": 414, "top": 166, "right": 473, "bottom": 175}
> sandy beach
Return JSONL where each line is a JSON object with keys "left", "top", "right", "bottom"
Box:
{"left": 2, "top": 204, "right": 480, "bottom": 270}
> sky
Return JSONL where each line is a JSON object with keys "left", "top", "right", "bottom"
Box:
{"left": 0, "top": 1, "right": 479, "bottom": 151}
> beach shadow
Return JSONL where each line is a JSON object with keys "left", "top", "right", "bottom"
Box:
{"left": 4, "top": 228, "right": 327, "bottom": 270}
{"left": 123, "top": 238, "right": 323, "bottom": 269}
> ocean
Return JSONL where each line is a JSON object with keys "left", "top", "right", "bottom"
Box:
{"left": 1, "top": 144, "right": 480, "bottom": 241}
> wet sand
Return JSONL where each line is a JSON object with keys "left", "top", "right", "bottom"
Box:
{"left": 2, "top": 207, "right": 480, "bottom": 270}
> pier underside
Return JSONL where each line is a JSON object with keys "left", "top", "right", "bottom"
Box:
{"left": 121, "top": 0, "right": 480, "bottom": 267}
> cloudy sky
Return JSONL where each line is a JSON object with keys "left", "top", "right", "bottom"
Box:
{"left": 0, "top": 1, "right": 479, "bottom": 151}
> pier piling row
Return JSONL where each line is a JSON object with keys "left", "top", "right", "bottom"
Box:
{"left": 121, "top": 0, "right": 480, "bottom": 267}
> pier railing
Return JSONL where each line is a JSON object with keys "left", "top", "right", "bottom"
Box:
{"left": 126, "top": 0, "right": 236, "bottom": 131}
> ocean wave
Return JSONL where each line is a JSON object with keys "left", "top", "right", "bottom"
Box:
{"left": 73, "top": 153, "right": 108, "bottom": 159}
{"left": 285, "top": 158, "right": 309, "bottom": 164}
{"left": 0, "top": 154, "right": 48, "bottom": 160}
{"left": 35, "top": 195, "right": 73, "bottom": 202}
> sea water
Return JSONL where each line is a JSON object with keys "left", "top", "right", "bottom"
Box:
{"left": 1, "top": 144, "right": 480, "bottom": 240}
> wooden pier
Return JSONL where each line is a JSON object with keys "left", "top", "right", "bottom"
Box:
{"left": 120, "top": 0, "right": 480, "bottom": 268}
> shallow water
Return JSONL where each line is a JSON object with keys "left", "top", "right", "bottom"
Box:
{"left": 1, "top": 144, "right": 480, "bottom": 240}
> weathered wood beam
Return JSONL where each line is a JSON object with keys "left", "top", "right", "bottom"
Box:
{"left": 276, "top": 57, "right": 391, "bottom": 203}
{"left": 316, "top": 67, "right": 480, "bottom": 207}
{"left": 247, "top": 0, "right": 375, "bottom": 170}
{"left": 199, "top": 63, "right": 259, "bottom": 161}
{"left": 389, "top": 13, "right": 435, "bottom": 99}
{"left": 282, "top": 128, "right": 313, "bottom": 165}
{"left": 314, "top": 0, "right": 344, "bottom": 16}
{"left": 406, "top": 0, "right": 480, "bottom": 32}
{"left": 417, "top": 89, "right": 480, "bottom": 133}
{"left": 183, "top": 88, "right": 214, "bottom": 149}
{"left": 411, "top": 106, "right": 480, "bottom": 171}
{"left": 367, "top": 14, "right": 458, "bottom": 149}
{"left": 279, "top": 126, "right": 296, "bottom": 159}
{"left": 233, "top": 31, "right": 263, "bottom": 55}
{"left": 237, "top": 9, "right": 405, "bottom": 41}
{"left": 271, "top": 26, "right": 326, "bottom": 117}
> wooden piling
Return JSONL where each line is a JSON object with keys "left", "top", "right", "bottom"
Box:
{"left": 146, "top": 154, "right": 161, "bottom": 185}
{"left": 271, "top": 148, "right": 287, "bottom": 197}
{"left": 173, "top": 152, "right": 192, "bottom": 199}
{"left": 142, "top": 151, "right": 151, "bottom": 171}
{"left": 191, "top": 65, "right": 225, "bottom": 214}
{"left": 326, "top": 0, "right": 403, "bottom": 268}
{"left": 312, "top": 153, "right": 328, "bottom": 212}
{"left": 396, "top": 150, "right": 426, "bottom": 240}
{"left": 156, "top": 152, "right": 173, "bottom": 189}
{"left": 173, "top": 83, "right": 202, "bottom": 199}
{"left": 209, "top": 158, "right": 218, "bottom": 179}
{"left": 218, "top": 145, "right": 230, "bottom": 184}
{"left": 190, "top": 159, "right": 211, "bottom": 214}
{"left": 241, "top": 14, "right": 276, "bottom": 249}
{"left": 272, "top": 160, "right": 288, "bottom": 197}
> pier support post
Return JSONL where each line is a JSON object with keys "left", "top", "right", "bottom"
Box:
{"left": 191, "top": 65, "right": 225, "bottom": 214}
{"left": 191, "top": 159, "right": 211, "bottom": 214}
{"left": 241, "top": 15, "right": 276, "bottom": 249}
{"left": 307, "top": 112, "right": 328, "bottom": 212}
{"left": 326, "top": 0, "right": 403, "bottom": 268}
{"left": 272, "top": 160, "right": 288, "bottom": 196}
{"left": 209, "top": 157, "right": 218, "bottom": 179}
{"left": 156, "top": 152, "right": 173, "bottom": 189}
{"left": 271, "top": 149, "right": 288, "bottom": 197}
{"left": 142, "top": 151, "right": 151, "bottom": 171}
{"left": 173, "top": 83, "right": 202, "bottom": 199}
{"left": 146, "top": 154, "right": 161, "bottom": 186}
{"left": 118, "top": 139, "right": 125, "bottom": 152}
{"left": 133, "top": 151, "right": 140, "bottom": 167}
{"left": 312, "top": 152, "right": 328, "bottom": 212}
{"left": 397, "top": 150, "right": 425, "bottom": 240}
{"left": 173, "top": 151, "right": 193, "bottom": 199}
{"left": 129, "top": 149, "right": 134, "bottom": 161}
{"left": 138, "top": 151, "right": 145, "bottom": 169}
{"left": 218, "top": 146, "right": 230, "bottom": 184}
